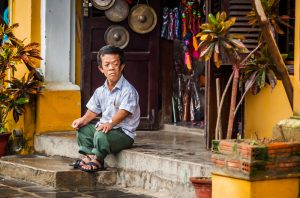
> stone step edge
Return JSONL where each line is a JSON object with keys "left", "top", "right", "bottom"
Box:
{"left": 162, "top": 124, "right": 205, "bottom": 135}
{"left": 111, "top": 150, "right": 212, "bottom": 183}
{"left": 0, "top": 156, "right": 117, "bottom": 189}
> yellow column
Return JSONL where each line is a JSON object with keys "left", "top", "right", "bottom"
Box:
{"left": 294, "top": 0, "right": 300, "bottom": 116}
{"left": 212, "top": 174, "right": 299, "bottom": 198}
{"left": 9, "top": 0, "right": 41, "bottom": 154}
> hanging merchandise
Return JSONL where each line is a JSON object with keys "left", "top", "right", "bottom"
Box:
{"left": 105, "top": 0, "right": 129, "bottom": 22}
{"left": 104, "top": 25, "right": 130, "bottom": 49}
{"left": 92, "top": 0, "right": 116, "bottom": 10}
{"left": 167, "top": 0, "right": 206, "bottom": 124}
{"left": 160, "top": 6, "right": 182, "bottom": 40}
{"left": 161, "top": 7, "right": 169, "bottom": 39}
{"left": 174, "top": 7, "right": 182, "bottom": 40}
{"left": 128, "top": 1, "right": 157, "bottom": 34}
{"left": 167, "top": 7, "right": 175, "bottom": 40}
{"left": 182, "top": 79, "right": 191, "bottom": 122}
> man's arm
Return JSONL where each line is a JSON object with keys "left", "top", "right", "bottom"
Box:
{"left": 72, "top": 110, "right": 98, "bottom": 130}
{"left": 97, "top": 109, "right": 130, "bottom": 133}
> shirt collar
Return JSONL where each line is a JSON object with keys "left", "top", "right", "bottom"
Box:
{"left": 104, "top": 75, "right": 124, "bottom": 91}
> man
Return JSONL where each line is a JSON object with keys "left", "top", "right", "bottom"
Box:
{"left": 72, "top": 45, "right": 140, "bottom": 172}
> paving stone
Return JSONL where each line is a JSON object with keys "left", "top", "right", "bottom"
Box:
{"left": 0, "top": 176, "right": 155, "bottom": 198}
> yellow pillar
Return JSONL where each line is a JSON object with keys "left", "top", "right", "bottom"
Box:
{"left": 294, "top": 0, "right": 300, "bottom": 116}
{"left": 8, "top": 0, "right": 41, "bottom": 154}
{"left": 212, "top": 174, "right": 299, "bottom": 198}
{"left": 271, "top": 0, "right": 300, "bottom": 141}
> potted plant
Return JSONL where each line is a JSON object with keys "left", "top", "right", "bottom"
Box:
{"left": 211, "top": 138, "right": 300, "bottom": 180}
{"left": 189, "top": 176, "right": 212, "bottom": 198}
{"left": 0, "top": 22, "right": 43, "bottom": 156}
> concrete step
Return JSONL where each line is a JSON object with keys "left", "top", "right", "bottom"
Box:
{"left": 34, "top": 130, "right": 212, "bottom": 198}
{"left": 0, "top": 155, "right": 117, "bottom": 190}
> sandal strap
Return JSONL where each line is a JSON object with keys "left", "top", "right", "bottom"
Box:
{"left": 85, "top": 161, "right": 101, "bottom": 170}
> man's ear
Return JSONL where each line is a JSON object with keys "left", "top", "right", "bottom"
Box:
{"left": 98, "top": 66, "right": 104, "bottom": 73}
{"left": 120, "top": 64, "right": 125, "bottom": 71}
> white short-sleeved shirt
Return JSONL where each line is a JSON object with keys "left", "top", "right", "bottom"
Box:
{"left": 86, "top": 75, "right": 140, "bottom": 139}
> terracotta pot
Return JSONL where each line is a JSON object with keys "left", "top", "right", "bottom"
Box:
{"left": 0, "top": 132, "right": 11, "bottom": 157}
{"left": 190, "top": 177, "right": 212, "bottom": 198}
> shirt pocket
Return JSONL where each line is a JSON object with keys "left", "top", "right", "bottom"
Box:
{"left": 106, "top": 103, "right": 119, "bottom": 118}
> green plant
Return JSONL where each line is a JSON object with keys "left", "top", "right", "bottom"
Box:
{"left": 198, "top": 6, "right": 293, "bottom": 140}
{"left": 197, "top": 11, "right": 249, "bottom": 139}
{"left": 0, "top": 23, "right": 43, "bottom": 133}
{"left": 240, "top": 44, "right": 277, "bottom": 95}
{"left": 247, "top": 0, "right": 293, "bottom": 35}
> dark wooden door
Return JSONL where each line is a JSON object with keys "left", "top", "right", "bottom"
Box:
{"left": 81, "top": 0, "right": 160, "bottom": 130}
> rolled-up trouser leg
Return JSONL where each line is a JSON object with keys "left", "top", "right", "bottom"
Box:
{"left": 76, "top": 124, "right": 96, "bottom": 155}
{"left": 92, "top": 128, "right": 134, "bottom": 161}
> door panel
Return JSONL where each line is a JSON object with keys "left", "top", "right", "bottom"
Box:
{"left": 81, "top": 1, "right": 160, "bottom": 129}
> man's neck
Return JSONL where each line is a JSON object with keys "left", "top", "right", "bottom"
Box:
{"left": 107, "top": 82, "right": 116, "bottom": 91}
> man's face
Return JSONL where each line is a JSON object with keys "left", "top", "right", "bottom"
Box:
{"left": 99, "top": 54, "right": 124, "bottom": 85}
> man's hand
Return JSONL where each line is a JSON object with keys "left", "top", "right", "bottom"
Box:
{"left": 71, "top": 110, "right": 98, "bottom": 131}
{"left": 72, "top": 118, "right": 85, "bottom": 130}
{"left": 96, "top": 122, "right": 113, "bottom": 133}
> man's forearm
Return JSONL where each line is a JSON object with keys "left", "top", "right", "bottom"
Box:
{"left": 82, "top": 110, "right": 98, "bottom": 125}
{"left": 110, "top": 109, "right": 130, "bottom": 126}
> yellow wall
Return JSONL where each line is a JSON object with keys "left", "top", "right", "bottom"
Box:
{"left": 36, "top": 89, "right": 81, "bottom": 133}
{"left": 294, "top": 0, "right": 300, "bottom": 116}
{"left": 9, "top": 0, "right": 41, "bottom": 153}
{"left": 212, "top": 174, "right": 299, "bottom": 198}
{"left": 244, "top": 80, "right": 293, "bottom": 138}
{"left": 12, "top": 0, "right": 31, "bottom": 77}
{"left": 245, "top": 0, "right": 300, "bottom": 138}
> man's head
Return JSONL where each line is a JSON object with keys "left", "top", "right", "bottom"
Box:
{"left": 97, "top": 45, "right": 125, "bottom": 68}
{"left": 97, "top": 45, "right": 125, "bottom": 88}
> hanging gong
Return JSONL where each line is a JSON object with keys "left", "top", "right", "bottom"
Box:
{"left": 104, "top": 25, "right": 130, "bottom": 49}
{"left": 92, "top": 0, "right": 115, "bottom": 10}
{"left": 105, "top": 0, "right": 129, "bottom": 22}
{"left": 128, "top": 4, "right": 157, "bottom": 34}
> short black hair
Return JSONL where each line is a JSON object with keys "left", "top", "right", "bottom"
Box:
{"left": 97, "top": 45, "right": 125, "bottom": 67}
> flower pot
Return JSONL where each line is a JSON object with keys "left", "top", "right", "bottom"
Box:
{"left": 211, "top": 139, "right": 300, "bottom": 180}
{"left": 0, "top": 132, "right": 11, "bottom": 157}
{"left": 190, "top": 177, "right": 212, "bottom": 198}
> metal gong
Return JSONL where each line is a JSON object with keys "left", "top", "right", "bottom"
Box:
{"left": 92, "top": 0, "right": 115, "bottom": 10}
{"left": 104, "top": 25, "right": 130, "bottom": 49}
{"left": 105, "top": 0, "right": 129, "bottom": 22}
{"left": 128, "top": 4, "right": 157, "bottom": 34}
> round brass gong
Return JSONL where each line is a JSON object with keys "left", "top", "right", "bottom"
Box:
{"left": 128, "top": 4, "right": 157, "bottom": 34}
{"left": 105, "top": 0, "right": 129, "bottom": 22}
{"left": 92, "top": 0, "right": 115, "bottom": 10}
{"left": 104, "top": 25, "right": 130, "bottom": 49}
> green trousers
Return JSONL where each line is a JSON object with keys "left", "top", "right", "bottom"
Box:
{"left": 76, "top": 124, "right": 134, "bottom": 161}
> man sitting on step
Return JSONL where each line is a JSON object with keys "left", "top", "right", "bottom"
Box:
{"left": 71, "top": 45, "right": 140, "bottom": 172}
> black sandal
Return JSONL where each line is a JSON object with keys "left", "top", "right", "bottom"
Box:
{"left": 69, "top": 155, "right": 92, "bottom": 169}
{"left": 80, "top": 160, "right": 105, "bottom": 173}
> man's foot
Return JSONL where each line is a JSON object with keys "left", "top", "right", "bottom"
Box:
{"left": 70, "top": 155, "right": 94, "bottom": 169}
{"left": 80, "top": 159, "right": 105, "bottom": 172}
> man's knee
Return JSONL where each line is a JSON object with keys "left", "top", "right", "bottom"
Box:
{"left": 77, "top": 125, "right": 92, "bottom": 140}
{"left": 94, "top": 131, "right": 106, "bottom": 139}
